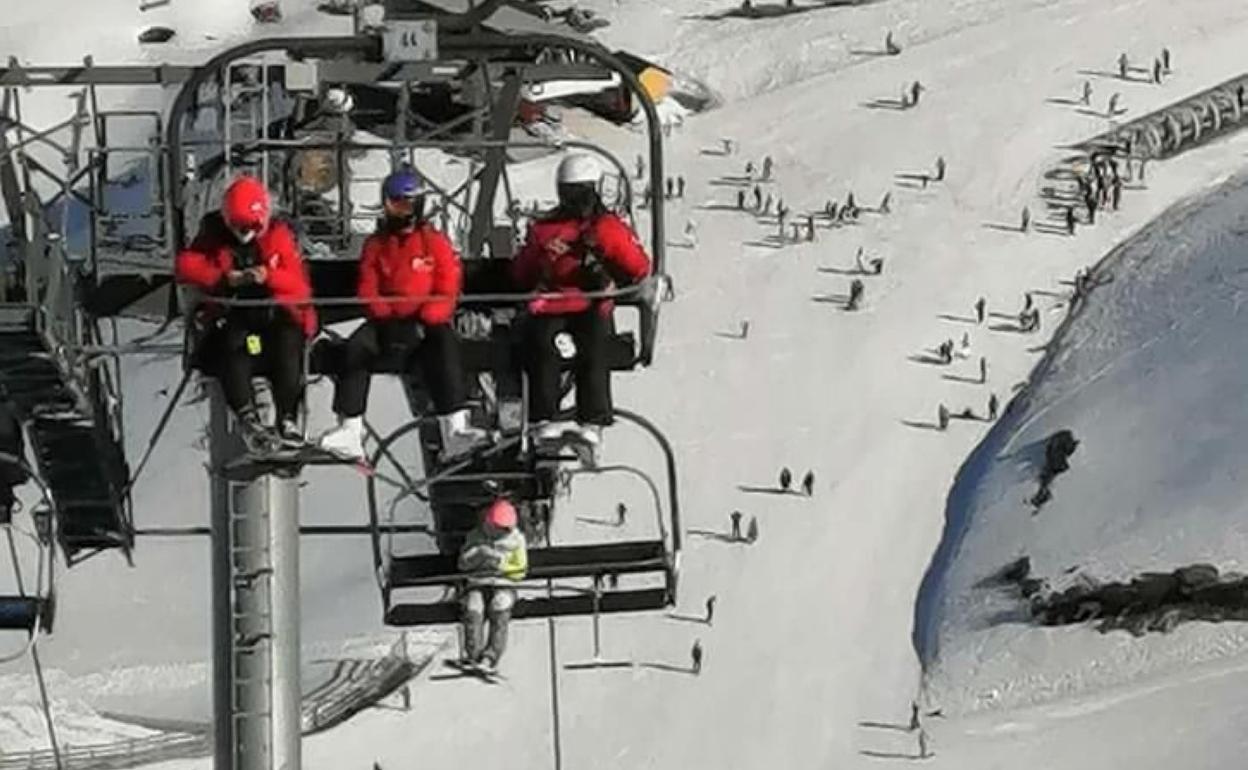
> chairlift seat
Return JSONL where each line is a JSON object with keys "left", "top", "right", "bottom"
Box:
{"left": 385, "top": 587, "right": 670, "bottom": 626}
{"left": 389, "top": 539, "right": 668, "bottom": 588}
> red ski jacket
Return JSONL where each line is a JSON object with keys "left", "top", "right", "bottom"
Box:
{"left": 175, "top": 213, "right": 317, "bottom": 337}
{"left": 357, "top": 224, "right": 462, "bottom": 326}
{"left": 511, "top": 211, "right": 651, "bottom": 316}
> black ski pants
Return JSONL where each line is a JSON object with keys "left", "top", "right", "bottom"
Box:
{"left": 525, "top": 310, "right": 612, "bottom": 425}
{"left": 332, "top": 319, "right": 466, "bottom": 417}
{"left": 200, "top": 312, "right": 306, "bottom": 423}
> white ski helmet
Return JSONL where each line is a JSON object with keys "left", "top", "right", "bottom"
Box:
{"left": 556, "top": 153, "right": 602, "bottom": 186}
{"left": 322, "top": 86, "right": 354, "bottom": 115}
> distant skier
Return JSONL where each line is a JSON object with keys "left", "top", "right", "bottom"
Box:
{"left": 801, "top": 470, "right": 815, "bottom": 496}
{"left": 939, "top": 340, "right": 953, "bottom": 364}
{"left": 635, "top": 154, "right": 645, "bottom": 180}
{"left": 762, "top": 155, "right": 774, "bottom": 181}
{"left": 934, "top": 156, "right": 946, "bottom": 182}
{"left": 1081, "top": 80, "right": 1093, "bottom": 106}
{"left": 684, "top": 219, "right": 698, "bottom": 247}
{"left": 791, "top": 223, "right": 802, "bottom": 242}
{"left": 616, "top": 501, "right": 627, "bottom": 526}
{"left": 987, "top": 392, "right": 999, "bottom": 421}
{"left": 855, "top": 246, "right": 867, "bottom": 274}
{"left": 753, "top": 186, "right": 763, "bottom": 210}
{"left": 691, "top": 640, "right": 704, "bottom": 675}
{"left": 721, "top": 138, "right": 734, "bottom": 155}
{"left": 869, "top": 257, "right": 884, "bottom": 275}
{"left": 737, "top": 189, "right": 746, "bottom": 210}
{"left": 665, "top": 177, "right": 674, "bottom": 200}
{"left": 1065, "top": 206, "right": 1077, "bottom": 235}
{"left": 1117, "top": 52, "right": 1129, "bottom": 80}
{"left": 1161, "top": 47, "right": 1171, "bottom": 72}
{"left": 909, "top": 701, "right": 921, "bottom": 731}
{"left": 885, "top": 30, "right": 901, "bottom": 56}
{"left": 937, "top": 404, "right": 950, "bottom": 431}
{"left": 730, "top": 510, "right": 743, "bottom": 540}
{"left": 1023, "top": 291, "right": 1033, "bottom": 312}
{"left": 910, "top": 80, "right": 923, "bottom": 107}
{"left": 917, "top": 728, "right": 932, "bottom": 759}
{"left": 705, "top": 595, "right": 717, "bottom": 625}
{"left": 779, "top": 467, "right": 793, "bottom": 491}
{"left": 827, "top": 201, "right": 839, "bottom": 221}
{"left": 746, "top": 161, "right": 756, "bottom": 178}
{"left": 1152, "top": 58, "right": 1163, "bottom": 84}
{"left": 739, "top": 319, "right": 751, "bottom": 339}
{"left": 1111, "top": 177, "right": 1122, "bottom": 210}
{"left": 979, "top": 356, "right": 988, "bottom": 384}
{"left": 879, "top": 192, "right": 891, "bottom": 214}
{"left": 677, "top": 176, "right": 687, "bottom": 199}
{"left": 1107, "top": 92, "right": 1120, "bottom": 116}
{"left": 974, "top": 296, "right": 986, "bottom": 324}
{"left": 746, "top": 516, "right": 759, "bottom": 544}
{"left": 1020, "top": 206, "right": 1030, "bottom": 233}
{"left": 847, "top": 278, "right": 865, "bottom": 311}
{"left": 956, "top": 332, "right": 971, "bottom": 360}
{"left": 777, "top": 209, "right": 788, "bottom": 239}
{"left": 807, "top": 214, "right": 817, "bottom": 241}
{"left": 845, "top": 191, "right": 856, "bottom": 214}
{"left": 763, "top": 194, "right": 773, "bottom": 215}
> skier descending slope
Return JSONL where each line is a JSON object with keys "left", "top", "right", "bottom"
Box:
{"left": 319, "top": 167, "right": 488, "bottom": 461}
{"left": 511, "top": 153, "right": 652, "bottom": 463}
{"left": 175, "top": 175, "right": 317, "bottom": 451}
{"left": 458, "top": 498, "right": 529, "bottom": 673}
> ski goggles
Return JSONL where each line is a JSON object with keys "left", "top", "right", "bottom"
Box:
{"left": 383, "top": 195, "right": 424, "bottom": 218}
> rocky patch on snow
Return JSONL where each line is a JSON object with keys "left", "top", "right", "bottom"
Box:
{"left": 987, "top": 558, "right": 1248, "bottom": 636}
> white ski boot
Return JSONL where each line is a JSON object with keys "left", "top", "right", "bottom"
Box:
{"left": 570, "top": 423, "right": 602, "bottom": 468}
{"left": 531, "top": 420, "right": 571, "bottom": 445}
{"left": 438, "top": 408, "right": 489, "bottom": 461}
{"left": 319, "top": 415, "right": 365, "bottom": 460}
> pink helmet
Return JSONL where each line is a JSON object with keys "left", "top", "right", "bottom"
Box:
{"left": 484, "top": 498, "right": 517, "bottom": 530}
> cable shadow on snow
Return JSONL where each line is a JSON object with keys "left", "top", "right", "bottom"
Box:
{"left": 698, "top": 202, "right": 747, "bottom": 212}
{"left": 982, "top": 222, "right": 1025, "bottom": 233}
{"left": 907, "top": 353, "right": 947, "bottom": 366}
{"left": 900, "top": 419, "right": 943, "bottom": 431}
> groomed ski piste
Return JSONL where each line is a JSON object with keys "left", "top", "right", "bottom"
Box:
{"left": 7, "top": 0, "right": 1248, "bottom": 767}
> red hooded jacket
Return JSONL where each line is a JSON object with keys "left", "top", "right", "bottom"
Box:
{"left": 357, "top": 224, "right": 461, "bottom": 326}
{"left": 175, "top": 213, "right": 318, "bottom": 337}
{"left": 511, "top": 211, "right": 651, "bottom": 316}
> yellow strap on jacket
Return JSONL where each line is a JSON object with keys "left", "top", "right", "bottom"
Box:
{"left": 499, "top": 543, "right": 528, "bottom": 581}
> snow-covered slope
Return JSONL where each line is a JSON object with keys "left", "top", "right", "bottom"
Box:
{"left": 7, "top": 0, "right": 1248, "bottom": 768}
{"left": 918, "top": 168, "right": 1248, "bottom": 715}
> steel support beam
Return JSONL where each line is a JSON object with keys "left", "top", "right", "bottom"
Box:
{"left": 468, "top": 70, "right": 521, "bottom": 259}
{"left": 210, "top": 390, "right": 302, "bottom": 770}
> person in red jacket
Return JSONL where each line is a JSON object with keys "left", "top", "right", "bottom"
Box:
{"left": 176, "top": 175, "right": 317, "bottom": 448}
{"left": 318, "top": 167, "right": 486, "bottom": 460}
{"left": 511, "top": 153, "right": 651, "bottom": 457}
